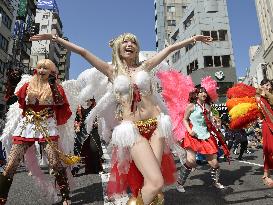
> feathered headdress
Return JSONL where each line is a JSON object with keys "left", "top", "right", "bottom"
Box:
{"left": 201, "top": 76, "right": 219, "bottom": 102}
{"left": 157, "top": 70, "right": 218, "bottom": 141}
{"left": 226, "top": 83, "right": 260, "bottom": 129}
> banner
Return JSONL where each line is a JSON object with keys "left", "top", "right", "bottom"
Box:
{"left": 37, "top": 0, "right": 59, "bottom": 14}
{"left": 17, "top": 0, "right": 27, "bottom": 18}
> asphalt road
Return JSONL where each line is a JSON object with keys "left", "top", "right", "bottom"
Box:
{"left": 4, "top": 147, "right": 273, "bottom": 205}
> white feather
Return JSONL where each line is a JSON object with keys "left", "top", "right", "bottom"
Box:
{"left": 1, "top": 74, "right": 32, "bottom": 156}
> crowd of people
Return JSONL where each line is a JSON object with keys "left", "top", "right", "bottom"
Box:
{"left": 0, "top": 30, "right": 271, "bottom": 205}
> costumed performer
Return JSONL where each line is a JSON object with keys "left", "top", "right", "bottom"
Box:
{"left": 0, "top": 59, "right": 75, "bottom": 205}
{"left": 30, "top": 32, "right": 212, "bottom": 204}
{"left": 157, "top": 71, "right": 229, "bottom": 193}
{"left": 256, "top": 79, "right": 273, "bottom": 188}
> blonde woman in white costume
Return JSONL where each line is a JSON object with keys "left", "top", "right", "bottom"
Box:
{"left": 30, "top": 33, "right": 212, "bottom": 205}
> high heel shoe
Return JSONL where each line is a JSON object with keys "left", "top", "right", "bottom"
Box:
{"left": 127, "top": 191, "right": 144, "bottom": 205}
{"left": 149, "top": 192, "right": 164, "bottom": 205}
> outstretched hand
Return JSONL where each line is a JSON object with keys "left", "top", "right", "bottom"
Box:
{"left": 29, "top": 34, "right": 53, "bottom": 41}
{"left": 194, "top": 35, "right": 213, "bottom": 45}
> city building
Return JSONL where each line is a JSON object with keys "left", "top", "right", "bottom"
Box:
{"left": 255, "top": 0, "right": 273, "bottom": 79}
{"left": 11, "top": 0, "right": 37, "bottom": 73}
{"left": 154, "top": 0, "right": 237, "bottom": 103}
{"left": 0, "top": 0, "right": 14, "bottom": 118}
{"left": 30, "top": 0, "right": 70, "bottom": 81}
{"left": 243, "top": 45, "right": 266, "bottom": 86}
{"left": 154, "top": 0, "right": 191, "bottom": 52}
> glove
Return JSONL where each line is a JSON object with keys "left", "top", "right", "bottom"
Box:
{"left": 48, "top": 74, "right": 56, "bottom": 85}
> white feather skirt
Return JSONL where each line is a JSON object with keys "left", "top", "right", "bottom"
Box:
{"left": 111, "top": 113, "right": 172, "bottom": 148}
{"left": 13, "top": 116, "right": 59, "bottom": 139}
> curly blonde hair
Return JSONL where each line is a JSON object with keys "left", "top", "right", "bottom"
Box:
{"left": 27, "top": 59, "right": 57, "bottom": 105}
{"left": 109, "top": 33, "right": 141, "bottom": 77}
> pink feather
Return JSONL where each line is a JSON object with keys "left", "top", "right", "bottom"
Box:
{"left": 157, "top": 70, "right": 194, "bottom": 141}
{"left": 201, "top": 76, "right": 218, "bottom": 102}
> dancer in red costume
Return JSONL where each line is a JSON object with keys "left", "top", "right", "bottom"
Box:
{"left": 158, "top": 71, "right": 229, "bottom": 193}
{"left": 256, "top": 79, "right": 273, "bottom": 188}
{"left": 30, "top": 32, "right": 212, "bottom": 204}
{"left": 177, "top": 86, "right": 229, "bottom": 192}
{"left": 0, "top": 59, "right": 73, "bottom": 205}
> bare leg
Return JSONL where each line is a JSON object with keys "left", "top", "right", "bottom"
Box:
{"left": 185, "top": 149, "right": 197, "bottom": 168}
{"left": 205, "top": 154, "right": 219, "bottom": 169}
{"left": 130, "top": 137, "right": 164, "bottom": 204}
{"left": 149, "top": 129, "right": 164, "bottom": 165}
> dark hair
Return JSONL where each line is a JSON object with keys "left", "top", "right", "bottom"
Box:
{"left": 188, "top": 86, "right": 212, "bottom": 104}
{"left": 260, "top": 78, "right": 273, "bottom": 86}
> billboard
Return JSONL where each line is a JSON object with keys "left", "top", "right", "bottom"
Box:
{"left": 37, "top": 0, "right": 59, "bottom": 14}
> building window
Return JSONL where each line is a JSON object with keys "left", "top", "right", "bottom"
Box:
{"left": 167, "top": 20, "right": 176, "bottom": 26}
{"left": 167, "top": 6, "right": 175, "bottom": 13}
{"left": 194, "top": 59, "right": 199, "bottom": 70}
{"left": 155, "top": 14, "right": 157, "bottom": 21}
{"left": 214, "top": 56, "right": 221, "bottom": 67}
{"left": 0, "top": 59, "right": 6, "bottom": 75}
{"left": 186, "top": 43, "right": 194, "bottom": 52}
{"left": 202, "top": 31, "right": 210, "bottom": 36}
{"left": 171, "top": 29, "right": 179, "bottom": 43}
{"left": 204, "top": 56, "right": 213, "bottom": 67}
{"left": 41, "top": 25, "right": 47, "bottom": 30}
{"left": 0, "top": 34, "right": 8, "bottom": 52}
{"left": 211, "top": 31, "right": 218, "bottom": 41}
{"left": 187, "top": 59, "right": 199, "bottom": 74}
{"left": 202, "top": 30, "right": 228, "bottom": 41}
{"left": 42, "top": 14, "right": 49, "bottom": 19}
{"left": 218, "top": 30, "right": 228, "bottom": 41}
{"left": 183, "top": 11, "right": 194, "bottom": 30}
{"left": 222, "top": 55, "right": 231, "bottom": 67}
{"left": 0, "top": 7, "right": 12, "bottom": 29}
{"left": 187, "top": 65, "right": 190, "bottom": 74}
{"left": 172, "top": 50, "right": 180, "bottom": 63}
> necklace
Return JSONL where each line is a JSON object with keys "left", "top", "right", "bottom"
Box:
{"left": 126, "top": 67, "right": 136, "bottom": 78}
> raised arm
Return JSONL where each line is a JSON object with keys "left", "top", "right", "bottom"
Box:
{"left": 144, "top": 35, "right": 212, "bottom": 72}
{"left": 30, "top": 34, "right": 113, "bottom": 78}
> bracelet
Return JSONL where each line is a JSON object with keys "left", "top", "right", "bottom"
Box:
{"left": 52, "top": 34, "right": 58, "bottom": 42}
{"left": 192, "top": 37, "right": 197, "bottom": 44}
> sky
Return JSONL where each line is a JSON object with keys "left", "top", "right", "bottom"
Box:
{"left": 56, "top": 0, "right": 261, "bottom": 79}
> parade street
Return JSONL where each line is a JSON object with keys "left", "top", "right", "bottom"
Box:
{"left": 6, "top": 146, "right": 273, "bottom": 205}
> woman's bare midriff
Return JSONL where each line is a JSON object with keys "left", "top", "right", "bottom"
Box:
{"left": 121, "top": 95, "right": 161, "bottom": 122}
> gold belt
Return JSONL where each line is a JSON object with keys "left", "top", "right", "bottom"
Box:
{"left": 23, "top": 108, "right": 81, "bottom": 165}
{"left": 134, "top": 117, "right": 157, "bottom": 134}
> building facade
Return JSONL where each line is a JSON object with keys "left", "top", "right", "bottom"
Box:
{"left": 12, "top": 0, "right": 37, "bottom": 72}
{"left": 154, "top": 0, "right": 191, "bottom": 52}
{"left": 155, "top": 0, "right": 237, "bottom": 103}
{"left": 30, "top": 0, "right": 70, "bottom": 81}
{"left": 255, "top": 0, "right": 273, "bottom": 79}
{"left": 243, "top": 45, "right": 266, "bottom": 86}
{"left": 0, "top": 0, "right": 14, "bottom": 118}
